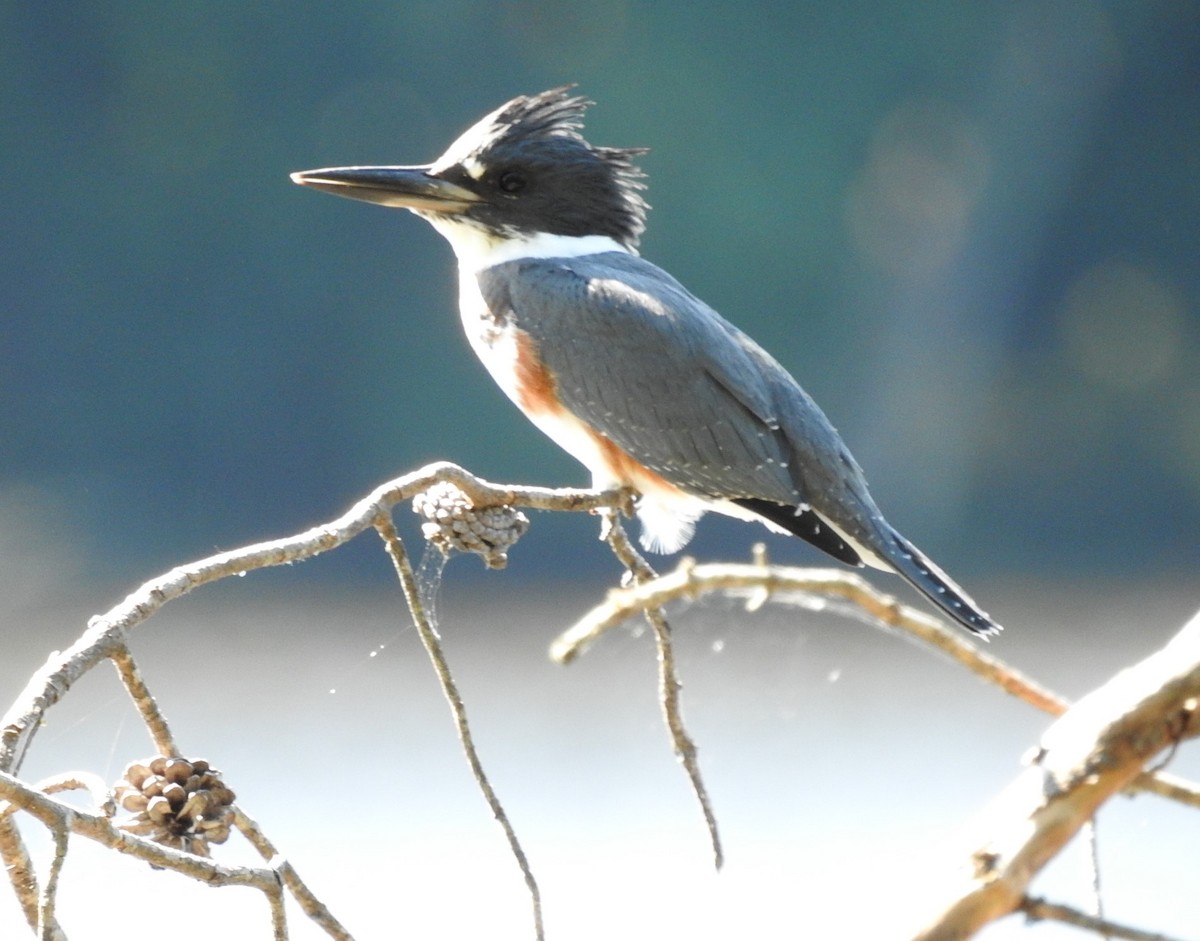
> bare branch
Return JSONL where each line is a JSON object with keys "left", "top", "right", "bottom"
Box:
{"left": 599, "top": 512, "right": 723, "bottom": 870}
{"left": 375, "top": 512, "right": 545, "bottom": 941}
{"left": 551, "top": 556, "right": 1066, "bottom": 715}
{"left": 557, "top": 547, "right": 1200, "bottom": 937}
{"left": 1021, "top": 896, "right": 1195, "bottom": 941}
{"left": 25, "top": 772, "right": 112, "bottom": 814}
{"left": 233, "top": 808, "right": 354, "bottom": 941}
{"left": 0, "top": 463, "right": 627, "bottom": 938}
{"left": 0, "top": 462, "right": 624, "bottom": 778}
{"left": 266, "top": 877, "right": 289, "bottom": 941}
{"left": 1, "top": 773, "right": 108, "bottom": 940}
{"left": 910, "top": 610, "right": 1200, "bottom": 941}
{"left": 4, "top": 460, "right": 1195, "bottom": 940}
{"left": 38, "top": 825, "right": 67, "bottom": 941}
{"left": 110, "top": 648, "right": 177, "bottom": 758}
{"left": 1130, "top": 769, "right": 1200, "bottom": 807}
{"left": 0, "top": 770, "right": 285, "bottom": 925}
{"left": 0, "top": 817, "right": 41, "bottom": 935}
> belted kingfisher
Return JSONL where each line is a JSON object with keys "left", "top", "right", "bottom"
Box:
{"left": 292, "top": 87, "right": 999, "bottom": 636}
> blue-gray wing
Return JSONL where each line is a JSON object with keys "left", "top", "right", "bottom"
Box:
{"left": 477, "top": 253, "right": 1000, "bottom": 636}
{"left": 476, "top": 252, "right": 867, "bottom": 516}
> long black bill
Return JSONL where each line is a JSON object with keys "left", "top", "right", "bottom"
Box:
{"left": 290, "top": 165, "right": 480, "bottom": 213}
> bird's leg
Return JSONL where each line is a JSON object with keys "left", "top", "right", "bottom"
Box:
{"left": 597, "top": 504, "right": 655, "bottom": 583}
{"left": 594, "top": 488, "right": 638, "bottom": 550}
{"left": 596, "top": 505, "right": 619, "bottom": 547}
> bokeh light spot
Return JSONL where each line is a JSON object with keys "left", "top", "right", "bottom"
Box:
{"left": 1060, "top": 261, "right": 1187, "bottom": 393}
{"left": 846, "top": 99, "right": 989, "bottom": 280}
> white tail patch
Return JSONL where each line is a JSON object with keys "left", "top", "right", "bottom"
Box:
{"left": 636, "top": 498, "right": 703, "bottom": 554}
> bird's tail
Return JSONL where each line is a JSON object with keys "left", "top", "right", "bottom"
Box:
{"left": 880, "top": 528, "right": 1000, "bottom": 637}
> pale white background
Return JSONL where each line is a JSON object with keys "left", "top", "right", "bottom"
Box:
{"left": 2, "top": 563, "right": 1198, "bottom": 940}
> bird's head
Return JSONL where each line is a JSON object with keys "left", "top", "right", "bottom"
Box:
{"left": 292, "top": 87, "right": 649, "bottom": 253}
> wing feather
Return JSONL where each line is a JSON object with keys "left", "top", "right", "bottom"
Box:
{"left": 474, "top": 252, "right": 1000, "bottom": 636}
{"left": 478, "top": 252, "right": 801, "bottom": 504}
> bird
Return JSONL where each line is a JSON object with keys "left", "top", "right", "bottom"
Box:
{"left": 292, "top": 86, "right": 1000, "bottom": 636}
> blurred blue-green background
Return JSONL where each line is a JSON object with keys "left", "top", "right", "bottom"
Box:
{"left": 3, "top": 2, "right": 1199, "bottom": 588}
{"left": 4, "top": 5, "right": 1200, "bottom": 940}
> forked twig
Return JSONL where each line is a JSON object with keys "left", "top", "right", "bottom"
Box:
{"left": 0, "top": 463, "right": 623, "bottom": 939}
{"left": 1, "top": 462, "right": 621, "bottom": 777}
{"left": 551, "top": 554, "right": 1200, "bottom": 813}
{"left": 234, "top": 808, "right": 355, "bottom": 941}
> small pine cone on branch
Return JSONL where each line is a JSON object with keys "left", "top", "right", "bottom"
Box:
{"left": 111, "top": 756, "right": 236, "bottom": 857}
{"left": 413, "top": 481, "right": 530, "bottom": 569}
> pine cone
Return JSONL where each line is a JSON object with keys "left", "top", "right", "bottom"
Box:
{"left": 413, "top": 481, "right": 529, "bottom": 569}
{"left": 111, "top": 756, "right": 236, "bottom": 857}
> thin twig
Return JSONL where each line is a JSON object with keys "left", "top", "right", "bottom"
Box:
{"left": 551, "top": 557, "right": 1066, "bottom": 716}
{"left": 599, "top": 513, "right": 723, "bottom": 870}
{"left": 579, "top": 528, "right": 1200, "bottom": 877}
{"left": 2, "top": 776, "right": 291, "bottom": 941}
{"left": 0, "top": 769, "right": 281, "bottom": 891}
{"left": 0, "top": 773, "right": 108, "bottom": 819}
{"left": 1085, "top": 821, "right": 1107, "bottom": 938}
{"left": 110, "top": 648, "right": 177, "bottom": 758}
{"left": 233, "top": 807, "right": 355, "bottom": 941}
{"left": 552, "top": 556, "right": 1200, "bottom": 814}
{"left": 1130, "top": 770, "right": 1200, "bottom": 807}
{"left": 1021, "top": 896, "right": 1194, "bottom": 941}
{"left": 30, "top": 772, "right": 113, "bottom": 815}
{"left": 374, "top": 512, "right": 545, "bottom": 941}
{"left": 0, "top": 817, "right": 40, "bottom": 933}
{"left": 38, "top": 825, "right": 67, "bottom": 941}
{"left": 267, "top": 875, "right": 289, "bottom": 941}
{"left": 3, "top": 776, "right": 107, "bottom": 941}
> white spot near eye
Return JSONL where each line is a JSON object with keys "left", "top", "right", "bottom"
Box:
{"left": 462, "top": 156, "right": 486, "bottom": 181}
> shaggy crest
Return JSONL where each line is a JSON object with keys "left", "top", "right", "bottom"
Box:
{"left": 435, "top": 86, "right": 650, "bottom": 248}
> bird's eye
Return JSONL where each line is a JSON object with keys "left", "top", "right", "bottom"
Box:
{"left": 498, "top": 171, "right": 526, "bottom": 194}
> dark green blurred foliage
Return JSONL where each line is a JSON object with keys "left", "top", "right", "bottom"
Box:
{"left": 2, "top": 1, "right": 1198, "bottom": 582}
